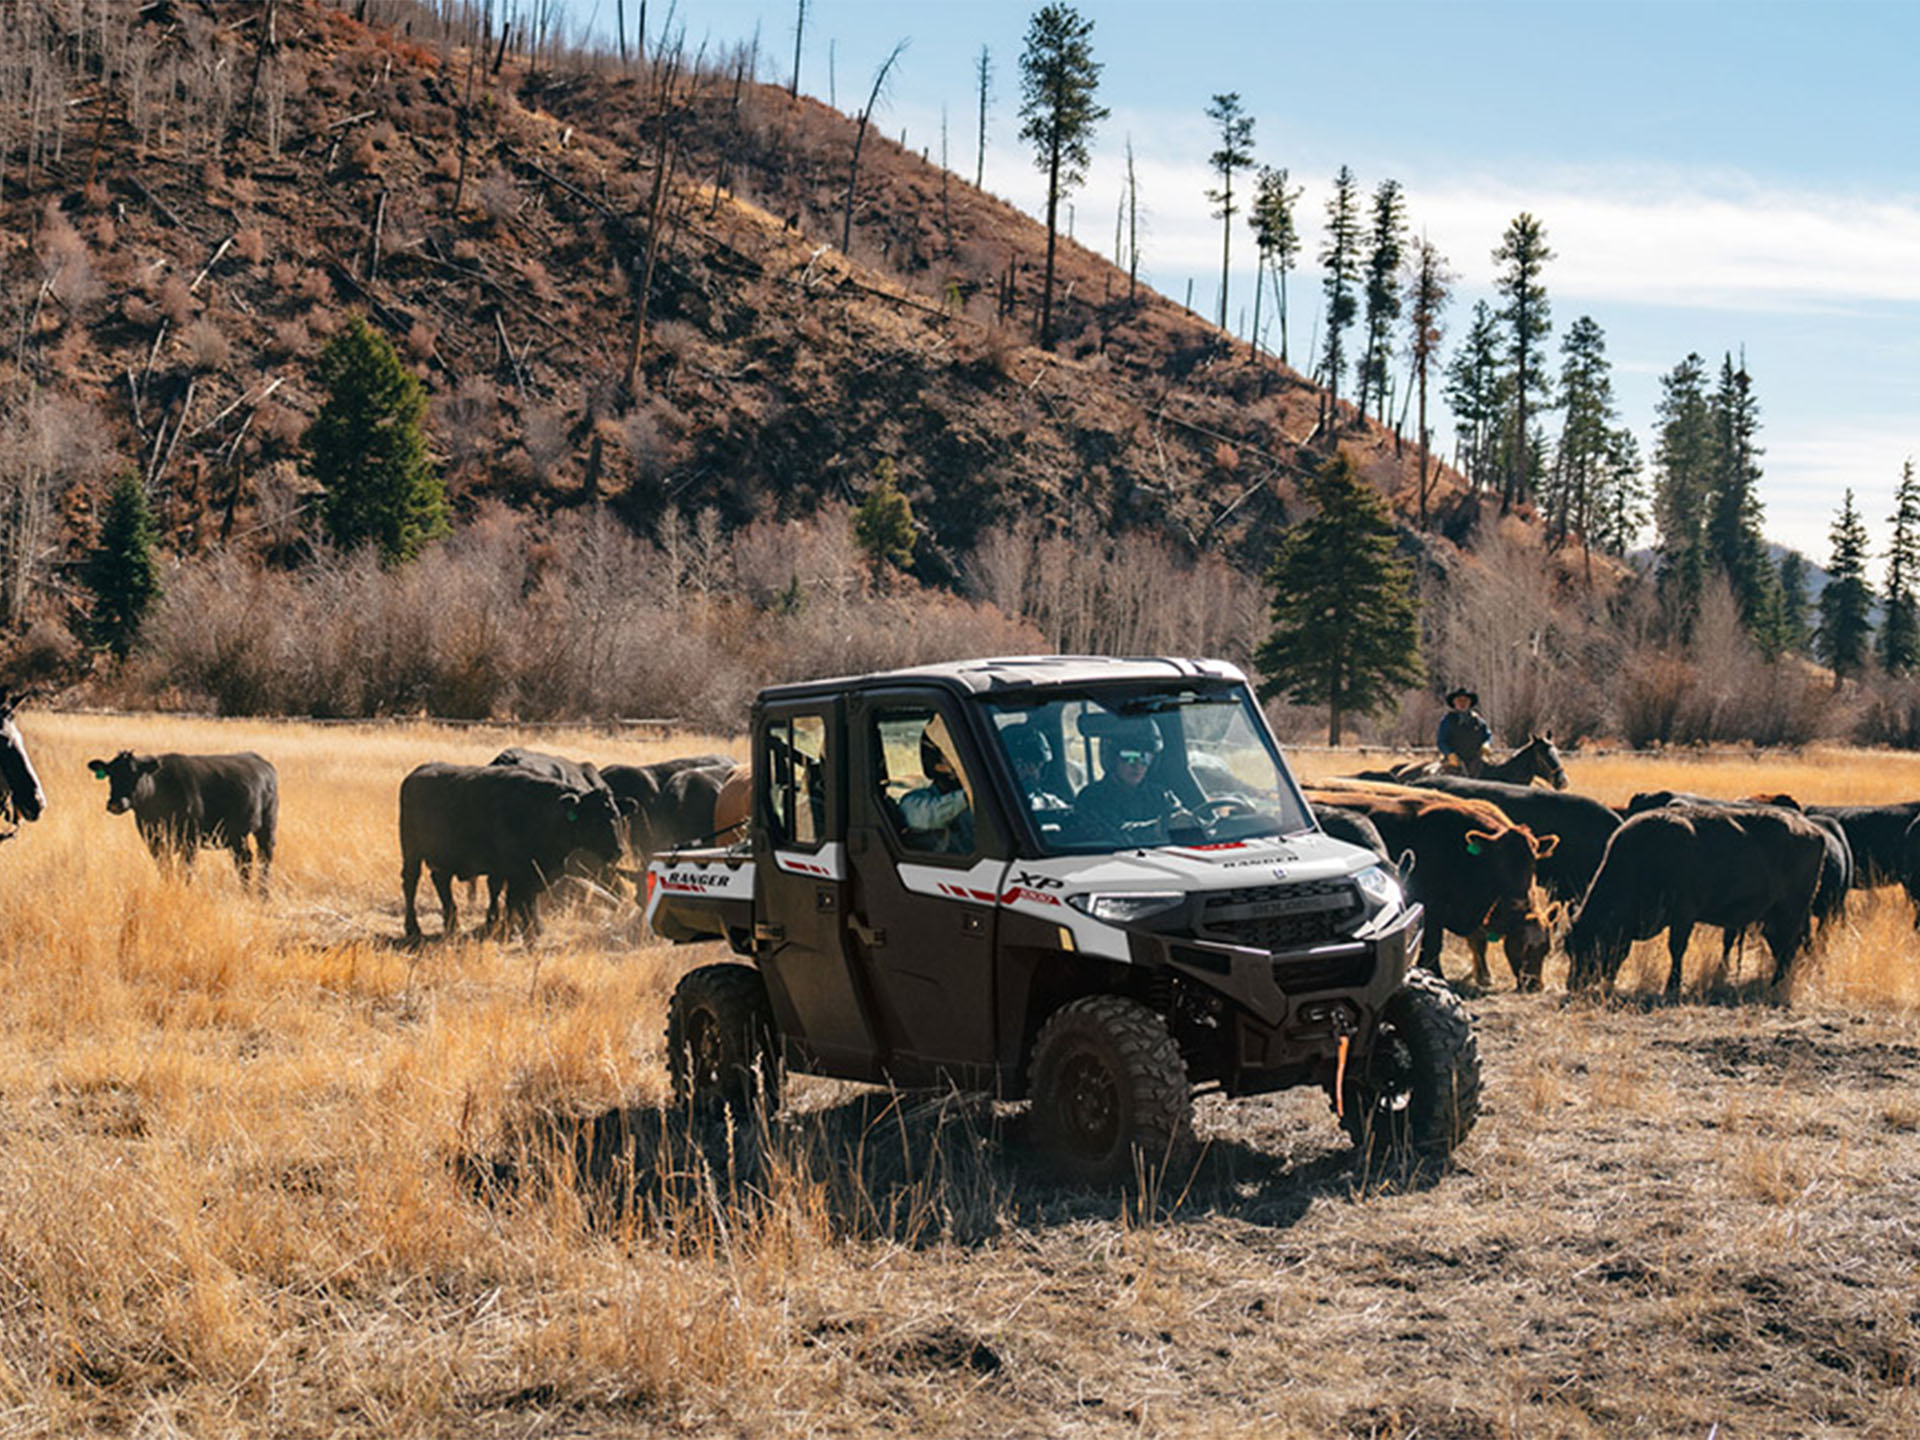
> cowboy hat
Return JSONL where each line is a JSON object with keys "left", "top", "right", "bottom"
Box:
{"left": 1445, "top": 687, "right": 1479, "bottom": 706}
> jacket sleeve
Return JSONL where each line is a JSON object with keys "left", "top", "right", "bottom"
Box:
{"left": 899, "top": 786, "right": 969, "bottom": 832}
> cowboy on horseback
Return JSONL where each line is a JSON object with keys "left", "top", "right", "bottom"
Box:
{"left": 1437, "top": 687, "right": 1493, "bottom": 777}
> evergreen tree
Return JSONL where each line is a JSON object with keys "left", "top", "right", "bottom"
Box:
{"left": 306, "top": 315, "right": 448, "bottom": 564}
{"left": 1017, "top": 4, "right": 1107, "bottom": 351}
{"left": 854, "top": 457, "right": 915, "bottom": 581}
{"left": 1255, "top": 449, "right": 1423, "bottom": 744}
{"left": 1318, "top": 165, "right": 1362, "bottom": 417}
{"left": 1204, "top": 92, "right": 1254, "bottom": 334}
{"left": 1443, "top": 300, "right": 1503, "bottom": 491}
{"left": 1492, "top": 213, "right": 1553, "bottom": 512}
{"left": 1549, "top": 316, "right": 1616, "bottom": 555}
{"left": 1589, "top": 426, "right": 1646, "bottom": 560}
{"left": 1651, "top": 352, "right": 1713, "bottom": 637}
{"left": 1777, "top": 549, "right": 1811, "bottom": 654}
{"left": 83, "top": 471, "right": 161, "bottom": 658}
{"left": 1355, "top": 178, "right": 1404, "bottom": 424}
{"left": 1881, "top": 459, "right": 1920, "bottom": 674}
{"left": 1706, "top": 352, "right": 1773, "bottom": 634}
{"left": 1817, "top": 489, "right": 1873, "bottom": 687}
{"left": 1402, "top": 234, "right": 1452, "bottom": 529}
{"left": 1248, "top": 165, "right": 1301, "bottom": 363}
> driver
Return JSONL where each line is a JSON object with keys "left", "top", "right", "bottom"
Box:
{"left": 899, "top": 717, "right": 974, "bottom": 853}
{"left": 1073, "top": 719, "right": 1189, "bottom": 842}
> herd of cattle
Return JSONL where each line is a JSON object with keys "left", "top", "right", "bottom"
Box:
{"left": 2, "top": 688, "right": 1915, "bottom": 996}
{"left": 1309, "top": 762, "right": 1907, "bottom": 997}
{"left": 10, "top": 723, "right": 745, "bottom": 941}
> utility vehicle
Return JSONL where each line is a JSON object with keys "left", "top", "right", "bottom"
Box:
{"left": 646, "top": 657, "right": 1480, "bottom": 1183}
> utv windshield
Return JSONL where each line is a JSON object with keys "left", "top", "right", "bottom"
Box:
{"left": 984, "top": 682, "right": 1316, "bottom": 855}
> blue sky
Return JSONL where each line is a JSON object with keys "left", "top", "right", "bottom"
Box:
{"left": 557, "top": 0, "right": 1919, "bottom": 561}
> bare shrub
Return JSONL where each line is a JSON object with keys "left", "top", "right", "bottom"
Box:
{"left": 522, "top": 405, "right": 573, "bottom": 481}
{"left": 0, "top": 392, "right": 114, "bottom": 626}
{"left": 180, "top": 316, "right": 231, "bottom": 371}
{"left": 268, "top": 260, "right": 299, "bottom": 293}
{"left": 404, "top": 320, "right": 437, "bottom": 360}
{"left": 1854, "top": 678, "right": 1920, "bottom": 749}
{"left": 158, "top": 274, "right": 194, "bottom": 325}
{"left": 122, "top": 293, "right": 157, "bottom": 328}
{"left": 268, "top": 317, "right": 310, "bottom": 358}
{"left": 233, "top": 227, "right": 266, "bottom": 264}
{"left": 297, "top": 268, "right": 332, "bottom": 305}
{"left": 619, "top": 401, "right": 684, "bottom": 486}
{"left": 432, "top": 377, "right": 497, "bottom": 472}
{"left": 474, "top": 172, "right": 519, "bottom": 226}
{"left": 305, "top": 307, "right": 339, "bottom": 341}
{"left": 39, "top": 202, "right": 103, "bottom": 310}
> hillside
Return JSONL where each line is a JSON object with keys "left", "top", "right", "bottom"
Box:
{"left": 0, "top": 0, "right": 1490, "bottom": 654}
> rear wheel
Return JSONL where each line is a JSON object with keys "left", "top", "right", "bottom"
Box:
{"left": 1339, "top": 969, "right": 1482, "bottom": 1176}
{"left": 1029, "top": 996, "right": 1191, "bottom": 1186}
{"left": 665, "top": 963, "right": 780, "bottom": 1113}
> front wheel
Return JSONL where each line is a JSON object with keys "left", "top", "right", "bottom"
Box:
{"left": 1029, "top": 996, "right": 1191, "bottom": 1186}
{"left": 1339, "top": 970, "right": 1482, "bottom": 1176}
{"left": 665, "top": 963, "right": 781, "bottom": 1113}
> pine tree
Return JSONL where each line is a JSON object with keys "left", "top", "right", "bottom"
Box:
{"left": 1590, "top": 426, "right": 1646, "bottom": 560}
{"left": 1017, "top": 4, "right": 1107, "bottom": 351}
{"left": 1318, "top": 166, "right": 1362, "bottom": 419}
{"left": 854, "top": 456, "right": 915, "bottom": 582}
{"left": 83, "top": 471, "right": 161, "bottom": 658}
{"left": 1881, "top": 459, "right": 1920, "bottom": 674}
{"left": 1248, "top": 165, "right": 1301, "bottom": 364}
{"left": 1777, "top": 549, "right": 1811, "bottom": 654}
{"left": 1443, "top": 300, "right": 1503, "bottom": 491}
{"left": 1402, "top": 235, "right": 1452, "bottom": 529}
{"left": 1355, "top": 178, "right": 1404, "bottom": 423}
{"left": 306, "top": 315, "right": 448, "bottom": 564}
{"left": 1817, "top": 489, "right": 1873, "bottom": 687}
{"left": 1492, "top": 213, "right": 1553, "bottom": 513}
{"left": 1651, "top": 353, "right": 1713, "bottom": 637}
{"left": 1706, "top": 352, "right": 1773, "bottom": 634}
{"left": 1204, "top": 92, "right": 1254, "bottom": 334}
{"left": 1255, "top": 450, "right": 1423, "bottom": 744}
{"left": 1549, "top": 316, "right": 1616, "bottom": 555}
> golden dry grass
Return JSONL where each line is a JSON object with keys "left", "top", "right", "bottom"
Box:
{"left": 0, "top": 715, "right": 1913, "bottom": 1436}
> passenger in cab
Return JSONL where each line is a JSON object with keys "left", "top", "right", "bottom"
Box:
{"left": 1004, "top": 725, "right": 1071, "bottom": 813}
{"left": 899, "top": 718, "right": 974, "bottom": 853}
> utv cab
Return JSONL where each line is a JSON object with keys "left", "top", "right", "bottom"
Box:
{"left": 647, "top": 656, "right": 1480, "bottom": 1184}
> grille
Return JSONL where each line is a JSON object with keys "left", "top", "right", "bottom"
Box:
{"left": 1196, "top": 880, "right": 1362, "bottom": 951}
{"left": 1273, "top": 946, "right": 1375, "bottom": 994}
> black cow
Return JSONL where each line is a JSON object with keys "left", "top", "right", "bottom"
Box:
{"left": 1305, "top": 782, "right": 1558, "bottom": 990}
{"left": 1411, "top": 774, "right": 1620, "bottom": 903}
{"left": 616, "top": 760, "right": 742, "bottom": 862}
{"left": 491, "top": 747, "right": 613, "bottom": 793}
{"left": 1316, "top": 806, "right": 1389, "bottom": 862}
{"left": 400, "top": 763, "right": 627, "bottom": 940}
{"left": 0, "top": 688, "right": 44, "bottom": 833}
{"left": 87, "top": 750, "right": 278, "bottom": 889}
{"left": 1804, "top": 802, "right": 1920, "bottom": 892}
{"left": 599, "top": 754, "right": 733, "bottom": 814}
{"left": 1625, "top": 791, "right": 1853, "bottom": 934}
{"left": 1566, "top": 804, "right": 1824, "bottom": 998}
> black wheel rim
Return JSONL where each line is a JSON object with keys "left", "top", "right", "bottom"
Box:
{"left": 1057, "top": 1050, "right": 1121, "bottom": 1154}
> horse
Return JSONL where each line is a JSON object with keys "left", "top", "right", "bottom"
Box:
{"left": 1376, "top": 733, "right": 1569, "bottom": 790}
{"left": 0, "top": 688, "right": 45, "bottom": 840}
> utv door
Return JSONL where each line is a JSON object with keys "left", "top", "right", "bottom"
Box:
{"left": 750, "top": 703, "right": 883, "bottom": 1078}
{"left": 845, "top": 689, "right": 1009, "bottom": 1084}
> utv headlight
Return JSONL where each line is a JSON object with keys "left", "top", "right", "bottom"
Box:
{"left": 1067, "top": 891, "right": 1186, "bottom": 924}
{"left": 1353, "top": 864, "right": 1404, "bottom": 920}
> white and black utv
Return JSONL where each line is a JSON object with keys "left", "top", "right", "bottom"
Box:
{"left": 646, "top": 656, "right": 1479, "bottom": 1184}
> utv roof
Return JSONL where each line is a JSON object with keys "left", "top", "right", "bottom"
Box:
{"left": 758, "top": 656, "right": 1249, "bottom": 704}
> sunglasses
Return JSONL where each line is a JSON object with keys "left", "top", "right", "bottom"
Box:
{"left": 1115, "top": 749, "right": 1152, "bottom": 765}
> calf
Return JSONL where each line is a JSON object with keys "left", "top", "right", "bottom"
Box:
{"left": 400, "top": 763, "right": 627, "bottom": 940}
{"left": 1566, "top": 804, "right": 1824, "bottom": 999}
{"left": 87, "top": 751, "right": 278, "bottom": 889}
{"left": 1626, "top": 791, "right": 1852, "bottom": 936}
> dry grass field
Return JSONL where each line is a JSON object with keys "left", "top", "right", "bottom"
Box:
{"left": 1, "top": 715, "right": 1917, "bottom": 1437}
